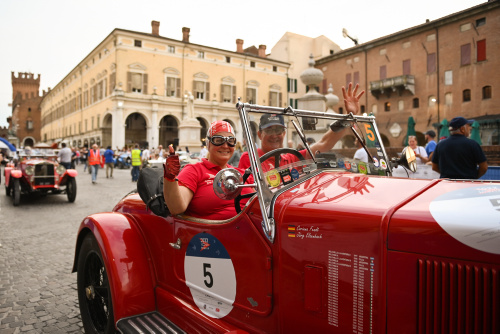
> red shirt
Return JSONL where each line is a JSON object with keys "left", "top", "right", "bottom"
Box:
{"left": 238, "top": 148, "right": 307, "bottom": 170}
{"left": 178, "top": 159, "right": 253, "bottom": 220}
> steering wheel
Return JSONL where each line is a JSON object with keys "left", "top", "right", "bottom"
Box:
{"left": 258, "top": 148, "right": 305, "bottom": 169}
{"left": 234, "top": 148, "right": 305, "bottom": 213}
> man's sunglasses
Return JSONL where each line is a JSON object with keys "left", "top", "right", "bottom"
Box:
{"left": 262, "top": 126, "right": 286, "bottom": 135}
{"left": 208, "top": 136, "right": 237, "bottom": 147}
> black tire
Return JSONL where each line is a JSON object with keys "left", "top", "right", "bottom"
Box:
{"left": 12, "top": 178, "right": 20, "bottom": 206}
{"left": 66, "top": 177, "right": 77, "bottom": 202}
{"left": 5, "top": 184, "right": 10, "bottom": 197}
{"left": 77, "top": 233, "right": 115, "bottom": 334}
{"left": 117, "top": 161, "right": 123, "bottom": 169}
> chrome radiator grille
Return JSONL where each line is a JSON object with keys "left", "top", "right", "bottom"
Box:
{"left": 34, "top": 163, "right": 55, "bottom": 186}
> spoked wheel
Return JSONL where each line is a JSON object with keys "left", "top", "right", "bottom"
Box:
{"left": 12, "top": 179, "right": 20, "bottom": 206}
{"left": 77, "top": 234, "right": 115, "bottom": 334}
{"left": 66, "top": 177, "right": 77, "bottom": 202}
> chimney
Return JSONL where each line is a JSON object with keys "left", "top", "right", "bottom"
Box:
{"left": 182, "top": 27, "right": 190, "bottom": 43}
{"left": 236, "top": 39, "right": 244, "bottom": 53}
{"left": 151, "top": 20, "right": 160, "bottom": 36}
{"left": 258, "top": 45, "right": 267, "bottom": 58}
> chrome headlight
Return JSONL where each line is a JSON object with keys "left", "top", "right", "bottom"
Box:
{"left": 56, "top": 165, "right": 66, "bottom": 175}
{"left": 25, "top": 165, "right": 35, "bottom": 176}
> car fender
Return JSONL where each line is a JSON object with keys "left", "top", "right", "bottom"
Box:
{"left": 10, "top": 169, "right": 22, "bottom": 178}
{"left": 59, "top": 169, "right": 78, "bottom": 185}
{"left": 73, "top": 212, "right": 156, "bottom": 322}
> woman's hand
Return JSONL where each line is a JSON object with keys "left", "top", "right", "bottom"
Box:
{"left": 164, "top": 145, "right": 180, "bottom": 181}
{"left": 342, "top": 82, "right": 365, "bottom": 115}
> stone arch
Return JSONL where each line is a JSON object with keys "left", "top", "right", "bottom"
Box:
{"left": 197, "top": 117, "right": 209, "bottom": 143}
{"left": 125, "top": 112, "right": 148, "bottom": 148}
{"left": 102, "top": 113, "right": 113, "bottom": 148}
{"left": 159, "top": 115, "right": 180, "bottom": 149}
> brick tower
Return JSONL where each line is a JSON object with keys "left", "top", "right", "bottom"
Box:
{"left": 11, "top": 72, "right": 43, "bottom": 147}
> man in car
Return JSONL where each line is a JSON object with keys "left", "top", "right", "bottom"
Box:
{"left": 238, "top": 82, "right": 364, "bottom": 170}
{"left": 58, "top": 143, "right": 72, "bottom": 169}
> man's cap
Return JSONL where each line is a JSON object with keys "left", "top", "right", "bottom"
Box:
{"left": 259, "top": 114, "right": 285, "bottom": 130}
{"left": 449, "top": 117, "right": 474, "bottom": 130}
{"left": 306, "top": 137, "right": 316, "bottom": 144}
{"left": 207, "top": 120, "right": 235, "bottom": 137}
{"left": 425, "top": 130, "right": 436, "bottom": 138}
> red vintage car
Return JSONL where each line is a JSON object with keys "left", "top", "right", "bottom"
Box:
{"left": 4, "top": 145, "right": 77, "bottom": 206}
{"left": 73, "top": 102, "right": 500, "bottom": 334}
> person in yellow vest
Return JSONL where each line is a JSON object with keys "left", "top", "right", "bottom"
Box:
{"left": 88, "top": 144, "right": 102, "bottom": 184}
{"left": 131, "top": 144, "right": 142, "bottom": 182}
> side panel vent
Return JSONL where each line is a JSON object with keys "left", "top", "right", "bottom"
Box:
{"left": 417, "top": 259, "right": 499, "bottom": 334}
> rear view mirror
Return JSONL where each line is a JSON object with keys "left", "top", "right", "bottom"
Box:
{"left": 213, "top": 168, "right": 243, "bottom": 200}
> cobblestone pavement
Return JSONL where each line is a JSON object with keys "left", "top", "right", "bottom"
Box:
{"left": 0, "top": 163, "right": 138, "bottom": 333}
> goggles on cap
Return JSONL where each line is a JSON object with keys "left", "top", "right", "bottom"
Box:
{"left": 208, "top": 135, "right": 237, "bottom": 147}
{"left": 262, "top": 126, "right": 286, "bottom": 135}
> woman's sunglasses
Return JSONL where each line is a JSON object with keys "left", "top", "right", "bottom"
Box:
{"left": 208, "top": 136, "right": 237, "bottom": 147}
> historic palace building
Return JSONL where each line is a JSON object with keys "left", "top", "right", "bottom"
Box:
{"left": 316, "top": 0, "right": 500, "bottom": 147}
{"left": 40, "top": 22, "right": 289, "bottom": 151}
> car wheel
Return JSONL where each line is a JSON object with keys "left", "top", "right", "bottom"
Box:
{"left": 66, "top": 177, "right": 77, "bottom": 202}
{"left": 77, "top": 233, "right": 115, "bottom": 334}
{"left": 12, "top": 179, "right": 20, "bottom": 206}
{"left": 5, "top": 184, "right": 10, "bottom": 197}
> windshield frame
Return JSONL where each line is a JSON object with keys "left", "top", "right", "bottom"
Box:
{"left": 236, "top": 100, "right": 391, "bottom": 242}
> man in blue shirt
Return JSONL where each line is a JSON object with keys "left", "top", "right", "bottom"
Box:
{"left": 103, "top": 146, "right": 115, "bottom": 178}
{"left": 424, "top": 130, "right": 437, "bottom": 160}
{"left": 432, "top": 117, "right": 488, "bottom": 179}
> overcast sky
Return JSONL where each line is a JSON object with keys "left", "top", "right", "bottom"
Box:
{"left": 0, "top": 0, "right": 486, "bottom": 128}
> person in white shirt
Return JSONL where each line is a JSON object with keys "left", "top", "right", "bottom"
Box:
{"left": 199, "top": 145, "right": 208, "bottom": 159}
{"left": 353, "top": 139, "right": 369, "bottom": 163}
{"left": 408, "top": 135, "right": 428, "bottom": 164}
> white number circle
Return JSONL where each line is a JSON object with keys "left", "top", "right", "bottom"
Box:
{"left": 184, "top": 233, "right": 236, "bottom": 318}
{"left": 429, "top": 186, "right": 500, "bottom": 254}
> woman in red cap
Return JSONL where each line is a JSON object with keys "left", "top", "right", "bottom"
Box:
{"left": 163, "top": 120, "right": 253, "bottom": 220}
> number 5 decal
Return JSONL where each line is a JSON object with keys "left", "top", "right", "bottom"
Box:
{"left": 363, "top": 123, "right": 376, "bottom": 142}
{"left": 203, "top": 263, "right": 213, "bottom": 288}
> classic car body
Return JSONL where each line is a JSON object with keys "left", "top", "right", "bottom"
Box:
{"left": 73, "top": 102, "right": 500, "bottom": 334}
{"left": 4, "top": 146, "right": 78, "bottom": 206}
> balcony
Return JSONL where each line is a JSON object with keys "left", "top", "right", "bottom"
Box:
{"left": 370, "top": 75, "right": 415, "bottom": 99}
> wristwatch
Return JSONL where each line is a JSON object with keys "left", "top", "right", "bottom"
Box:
{"left": 329, "top": 120, "right": 352, "bottom": 133}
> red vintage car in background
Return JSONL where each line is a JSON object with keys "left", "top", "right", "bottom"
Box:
{"left": 73, "top": 102, "right": 500, "bottom": 334}
{"left": 4, "top": 145, "right": 77, "bottom": 206}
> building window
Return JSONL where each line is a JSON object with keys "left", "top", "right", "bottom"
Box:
{"left": 166, "top": 77, "right": 180, "bottom": 97}
{"left": 360, "top": 105, "right": 365, "bottom": 114}
{"left": 246, "top": 88, "right": 257, "bottom": 104}
{"left": 134, "top": 40, "right": 142, "bottom": 47}
{"left": 269, "top": 91, "right": 281, "bottom": 107}
{"left": 461, "top": 44, "right": 471, "bottom": 66}
{"left": 477, "top": 39, "right": 486, "bottom": 62}
{"left": 226, "top": 56, "right": 231, "bottom": 63}
{"left": 273, "top": 66, "right": 277, "bottom": 72}
{"left": 198, "top": 51, "right": 205, "bottom": 59}
{"left": 403, "top": 60, "right": 411, "bottom": 75}
{"left": 384, "top": 102, "right": 391, "bottom": 112}
{"left": 221, "top": 84, "right": 235, "bottom": 103}
{"left": 26, "top": 120, "right": 33, "bottom": 130}
{"left": 398, "top": 100, "right": 404, "bottom": 111}
{"left": 168, "top": 46, "right": 175, "bottom": 53}
{"left": 128, "top": 72, "right": 148, "bottom": 94}
{"left": 371, "top": 104, "right": 378, "bottom": 115}
{"left": 287, "top": 78, "right": 297, "bottom": 93}
{"left": 97, "top": 115, "right": 100, "bottom": 129}
{"left": 289, "top": 98, "right": 298, "bottom": 109}
{"left": 338, "top": 107, "right": 344, "bottom": 114}
{"left": 460, "top": 23, "right": 471, "bottom": 32}
{"left": 476, "top": 17, "right": 486, "bottom": 27}
{"left": 444, "top": 71, "right": 453, "bottom": 85}
{"left": 445, "top": 93, "right": 453, "bottom": 106}
{"left": 194, "top": 80, "right": 209, "bottom": 100}
{"left": 353, "top": 71, "right": 359, "bottom": 85}
{"left": 85, "top": 119, "right": 88, "bottom": 132}
{"left": 380, "top": 65, "right": 386, "bottom": 80}
{"left": 91, "top": 116, "right": 94, "bottom": 130}
{"left": 463, "top": 89, "right": 471, "bottom": 102}
{"left": 250, "top": 61, "right": 255, "bottom": 68}
{"left": 482, "top": 86, "right": 492, "bottom": 100}
{"left": 427, "top": 53, "right": 436, "bottom": 73}
{"left": 412, "top": 98, "right": 419, "bottom": 108}
{"left": 428, "top": 96, "right": 437, "bottom": 107}
{"left": 346, "top": 73, "right": 352, "bottom": 88}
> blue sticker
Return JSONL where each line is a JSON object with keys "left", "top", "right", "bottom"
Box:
{"left": 186, "top": 233, "right": 230, "bottom": 259}
{"left": 291, "top": 168, "right": 300, "bottom": 180}
{"left": 338, "top": 158, "right": 345, "bottom": 169}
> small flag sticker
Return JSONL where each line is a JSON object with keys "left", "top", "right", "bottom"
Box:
{"left": 288, "top": 225, "right": 296, "bottom": 237}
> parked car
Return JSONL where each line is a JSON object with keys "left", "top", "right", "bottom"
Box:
{"left": 4, "top": 145, "right": 77, "bottom": 206}
{"left": 73, "top": 102, "right": 500, "bottom": 333}
{"left": 114, "top": 152, "right": 131, "bottom": 169}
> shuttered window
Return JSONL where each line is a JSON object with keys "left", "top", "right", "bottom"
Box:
{"left": 477, "top": 39, "right": 486, "bottom": 62}
{"left": 461, "top": 44, "right": 471, "bottom": 66}
{"left": 427, "top": 53, "right": 436, "bottom": 73}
